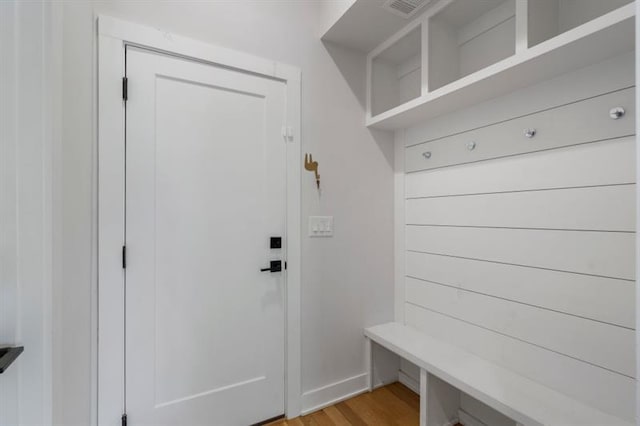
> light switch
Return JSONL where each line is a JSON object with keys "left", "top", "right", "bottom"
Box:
{"left": 309, "top": 216, "right": 333, "bottom": 237}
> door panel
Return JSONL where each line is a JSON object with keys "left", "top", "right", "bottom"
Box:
{"left": 125, "top": 47, "right": 286, "bottom": 425}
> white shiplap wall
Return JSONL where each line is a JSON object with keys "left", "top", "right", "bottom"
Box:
{"left": 397, "top": 52, "right": 636, "bottom": 421}
{"left": 0, "top": 2, "right": 58, "bottom": 425}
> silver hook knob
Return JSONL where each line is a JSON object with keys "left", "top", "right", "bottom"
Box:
{"left": 524, "top": 128, "right": 536, "bottom": 139}
{"left": 466, "top": 141, "right": 476, "bottom": 151}
{"left": 422, "top": 151, "right": 432, "bottom": 159}
{"left": 609, "top": 107, "right": 625, "bottom": 120}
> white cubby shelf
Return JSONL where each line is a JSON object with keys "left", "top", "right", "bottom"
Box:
{"left": 356, "top": 0, "right": 635, "bottom": 130}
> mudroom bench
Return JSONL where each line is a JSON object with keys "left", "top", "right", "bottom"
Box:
{"left": 364, "top": 323, "right": 632, "bottom": 426}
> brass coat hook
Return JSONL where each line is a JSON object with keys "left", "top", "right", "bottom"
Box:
{"left": 304, "top": 153, "right": 320, "bottom": 190}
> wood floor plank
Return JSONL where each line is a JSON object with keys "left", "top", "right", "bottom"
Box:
{"left": 300, "top": 414, "right": 319, "bottom": 426}
{"left": 323, "top": 405, "right": 352, "bottom": 425}
{"left": 387, "top": 382, "right": 420, "bottom": 411}
{"left": 310, "top": 409, "right": 338, "bottom": 426}
{"left": 335, "top": 401, "right": 368, "bottom": 426}
{"left": 370, "top": 387, "right": 419, "bottom": 425}
{"left": 346, "top": 392, "right": 399, "bottom": 425}
{"left": 268, "top": 383, "right": 419, "bottom": 426}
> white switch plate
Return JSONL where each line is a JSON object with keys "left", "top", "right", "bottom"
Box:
{"left": 308, "top": 216, "right": 333, "bottom": 237}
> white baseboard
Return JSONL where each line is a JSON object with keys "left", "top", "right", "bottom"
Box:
{"left": 398, "top": 369, "right": 420, "bottom": 394}
{"left": 300, "top": 373, "right": 369, "bottom": 416}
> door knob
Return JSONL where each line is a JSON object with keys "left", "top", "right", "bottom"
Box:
{"left": 260, "top": 260, "right": 282, "bottom": 273}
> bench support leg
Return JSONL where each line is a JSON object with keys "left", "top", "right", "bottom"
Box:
{"left": 420, "top": 368, "right": 428, "bottom": 426}
{"left": 365, "top": 336, "right": 373, "bottom": 392}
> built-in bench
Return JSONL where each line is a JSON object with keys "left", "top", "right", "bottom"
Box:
{"left": 365, "top": 323, "right": 633, "bottom": 426}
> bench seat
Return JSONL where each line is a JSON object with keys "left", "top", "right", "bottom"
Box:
{"left": 364, "top": 322, "right": 633, "bottom": 426}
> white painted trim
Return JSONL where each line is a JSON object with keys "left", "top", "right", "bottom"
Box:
{"left": 419, "top": 369, "right": 428, "bottom": 426}
{"left": 42, "top": 2, "right": 62, "bottom": 425}
{"left": 366, "top": 41, "right": 373, "bottom": 121}
{"left": 420, "top": 13, "right": 430, "bottom": 95}
{"left": 98, "top": 16, "right": 300, "bottom": 83}
{"left": 365, "top": 337, "right": 373, "bottom": 392}
{"left": 49, "top": 2, "right": 64, "bottom": 425}
{"left": 97, "top": 15, "right": 302, "bottom": 424}
{"left": 394, "top": 130, "right": 406, "bottom": 324}
{"left": 635, "top": 2, "right": 640, "bottom": 425}
{"left": 89, "top": 12, "right": 100, "bottom": 426}
{"left": 285, "top": 79, "right": 303, "bottom": 421}
{"left": 97, "top": 29, "right": 127, "bottom": 426}
{"left": 515, "top": 0, "right": 528, "bottom": 53}
{"left": 300, "top": 373, "right": 369, "bottom": 416}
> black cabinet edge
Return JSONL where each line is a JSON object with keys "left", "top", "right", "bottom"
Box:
{"left": 0, "top": 346, "right": 24, "bottom": 374}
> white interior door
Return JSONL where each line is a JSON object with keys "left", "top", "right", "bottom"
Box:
{"left": 125, "top": 47, "right": 287, "bottom": 426}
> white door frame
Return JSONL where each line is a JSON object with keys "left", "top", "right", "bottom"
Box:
{"left": 96, "top": 15, "right": 302, "bottom": 425}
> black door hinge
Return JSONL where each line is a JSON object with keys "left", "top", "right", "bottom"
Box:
{"left": 121, "top": 413, "right": 127, "bottom": 426}
{"left": 122, "top": 77, "right": 128, "bottom": 101}
{"left": 122, "top": 245, "right": 127, "bottom": 269}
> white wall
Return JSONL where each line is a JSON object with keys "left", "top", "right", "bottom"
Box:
{"left": 397, "top": 52, "right": 636, "bottom": 422}
{"left": 0, "top": 1, "right": 60, "bottom": 425}
{"left": 56, "top": 2, "right": 395, "bottom": 424}
{"left": 320, "top": 0, "right": 356, "bottom": 36}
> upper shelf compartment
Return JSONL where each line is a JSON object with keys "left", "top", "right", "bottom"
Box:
{"left": 324, "top": 0, "right": 635, "bottom": 130}
{"left": 429, "top": 0, "right": 516, "bottom": 91}
{"left": 370, "top": 24, "right": 423, "bottom": 116}
{"left": 527, "top": 0, "right": 634, "bottom": 47}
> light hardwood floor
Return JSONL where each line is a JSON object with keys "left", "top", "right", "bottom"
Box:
{"left": 267, "top": 382, "right": 420, "bottom": 426}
